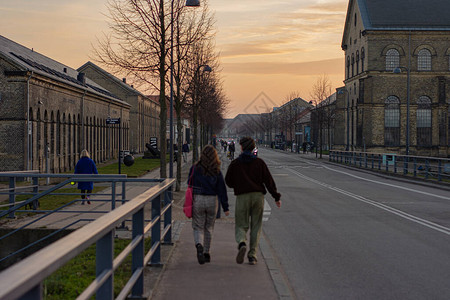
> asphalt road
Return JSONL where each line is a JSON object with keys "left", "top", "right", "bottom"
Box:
{"left": 247, "top": 147, "right": 450, "bottom": 300}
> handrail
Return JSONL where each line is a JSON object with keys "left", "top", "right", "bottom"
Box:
{"left": 329, "top": 150, "right": 450, "bottom": 182}
{"left": 0, "top": 178, "right": 175, "bottom": 300}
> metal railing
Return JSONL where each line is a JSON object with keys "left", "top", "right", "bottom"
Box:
{"left": 329, "top": 151, "right": 450, "bottom": 182}
{"left": 0, "top": 177, "right": 175, "bottom": 300}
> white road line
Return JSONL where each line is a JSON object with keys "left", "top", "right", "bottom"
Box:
{"left": 266, "top": 155, "right": 450, "bottom": 201}
{"left": 263, "top": 198, "right": 271, "bottom": 222}
{"left": 288, "top": 168, "right": 450, "bottom": 236}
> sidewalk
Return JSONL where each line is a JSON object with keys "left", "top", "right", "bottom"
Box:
{"left": 151, "top": 221, "right": 279, "bottom": 300}
{"left": 1, "top": 151, "right": 285, "bottom": 299}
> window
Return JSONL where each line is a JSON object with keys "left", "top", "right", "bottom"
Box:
{"left": 354, "top": 13, "right": 357, "bottom": 26}
{"left": 385, "top": 96, "right": 400, "bottom": 146}
{"left": 356, "top": 50, "right": 360, "bottom": 74}
{"left": 385, "top": 49, "right": 399, "bottom": 71}
{"left": 417, "top": 96, "right": 432, "bottom": 146}
{"left": 418, "top": 49, "right": 431, "bottom": 71}
{"left": 351, "top": 54, "right": 355, "bottom": 77}
{"left": 347, "top": 56, "right": 350, "bottom": 79}
{"left": 361, "top": 48, "right": 365, "bottom": 72}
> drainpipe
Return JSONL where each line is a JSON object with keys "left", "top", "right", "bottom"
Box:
{"left": 26, "top": 71, "right": 33, "bottom": 171}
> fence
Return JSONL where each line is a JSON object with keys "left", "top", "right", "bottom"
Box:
{"left": 329, "top": 151, "right": 450, "bottom": 182}
{"left": 0, "top": 172, "right": 175, "bottom": 299}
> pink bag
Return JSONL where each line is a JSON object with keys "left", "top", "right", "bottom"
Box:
{"left": 183, "top": 167, "right": 195, "bottom": 218}
{"left": 183, "top": 186, "right": 193, "bottom": 218}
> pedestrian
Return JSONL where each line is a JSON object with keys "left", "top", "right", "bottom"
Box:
{"left": 225, "top": 137, "right": 281, "bottom": 265}
{"left": 74, "top": 149, "right": 98, "bottom": 205}
{"left": 182, "top": 141, "right": 189, "bottom": 162}
{"left": 229, "top": 141, "right": 235, "bottom": 160}
{"left": 302, "top": 141, "right": 307, "bottom": 154}
{"left": 188, "top": 145, "right": 230, "bottom": 264}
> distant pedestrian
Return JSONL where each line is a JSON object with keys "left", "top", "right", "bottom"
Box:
{"left": 225, "top": 137, "right": 281, "bottom": 265}
{"left": 302, "top": 142, "right": 307, "bottom": 154}
{"left": 182, "top": 141, "right": 189, "bottom": 162}
{"left": 74, "top": 150, "right": 98, "bottom": 205}
{"left": 229, "top": 141, "right": 235, "bottom": 160}
{"left": 188, "top": 145, "right": 230, "bottom": 264}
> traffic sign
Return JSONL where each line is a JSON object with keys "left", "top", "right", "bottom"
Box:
{"left": 106, "top": 118, "right": 120, "bottom": 124}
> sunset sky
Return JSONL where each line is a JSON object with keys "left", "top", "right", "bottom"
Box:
{"left": 0, "top": 0, "right": 347, "bottom": 117}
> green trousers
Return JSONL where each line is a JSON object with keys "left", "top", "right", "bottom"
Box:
{"left": 235, "top": 192, "right": 264, "bottom": 259}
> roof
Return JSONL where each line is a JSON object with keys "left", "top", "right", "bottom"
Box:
{"left": 361, "top": 0, "right": 450, "bottom": 29}
{"left": 77, "top": 61, "right": 143, "bottom": 97}
{"left": 353, "top": 0, "right": 450, "bottom": 31}
{"left": 0, "top": 35, "right": 128, "bottom": 106}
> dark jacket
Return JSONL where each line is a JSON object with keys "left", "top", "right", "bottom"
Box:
{"left": 225, "top": 151, "right": 281, "bottom": 201}
{"left": 188, "top": 164, "right": 229, "bottom": 212}
{"left": 74, "top": 157, "right": 98, "bottom": 190}
{"left": 182, "top": 143, "right": 190, "bottom": 153}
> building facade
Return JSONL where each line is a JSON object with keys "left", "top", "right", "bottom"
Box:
{"left": 78, "top": 62, "right": 160, "bottom": 154}
{"left": 0, "top": 35, "right": 131, "bottom": 172}
{"left": 339, "top": 0, "right": 450, "bottom": 157}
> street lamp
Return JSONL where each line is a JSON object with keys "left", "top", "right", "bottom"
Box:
{"left": 191, "top": 64, "right": 212, "bottom": 162}
{"left": 393, "top": 66, "right": 410, "bottom": 156}
{"left": 169, "top": 0, "right": 203, "bottom": 178}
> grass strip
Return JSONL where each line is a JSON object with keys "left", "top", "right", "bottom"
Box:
{"left": 44, "top": 237, "right": 152, "bottom": 299}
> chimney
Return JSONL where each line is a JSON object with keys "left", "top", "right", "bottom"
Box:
{"left": 122, "top": 78, "right": 126, "bottom": 83}
{"left": 77, "top": 72, "right": 86, "bottom": 85}
{"left": 63, "top": 67, "right": 67, "bottom": 73}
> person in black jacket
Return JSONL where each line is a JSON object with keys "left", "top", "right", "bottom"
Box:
{"left": 188, "top": 145, "right": 229, "bottom": 264}
{"left": 225, "top": 137, "right": 281, "bottom": 265}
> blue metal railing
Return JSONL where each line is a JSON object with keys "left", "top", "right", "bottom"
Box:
{"left": 329, "top": 151, "right": 450, "bottom": 182}
{"left": 0, "top": 177, "right": 175, "bottom": 300}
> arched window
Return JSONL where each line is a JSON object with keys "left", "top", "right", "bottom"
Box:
{"left": 385, "top": 96, "right": 400, "bottom": 146}
{"left": 417, "top": 96, "right": 432, "bottom": 146}
{"left": 356, "top": 50, "right": 360, "bottom": 74}
{"left": 351, "top": 54, "right": 355, "bottom": 77}
{"left": 361, "top": 48, "right": 365, "bottom": 72}
{"left": 418, "top": 49, "right": 431, "bottom": 71}
{"left": 347, "top": 56, "right": 350, "bottom": 79}
{"left": 386, "top": 49, "right": 399, "bottom": 71}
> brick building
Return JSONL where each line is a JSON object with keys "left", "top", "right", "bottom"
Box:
{"left": 78, "top": 62, "right": 160, "bottom": 154}
{"left": 0, "top": 35, "right": 131, "bottom": 172}
{"left": 336, "top": 0, "right": 450, "bottom": 157}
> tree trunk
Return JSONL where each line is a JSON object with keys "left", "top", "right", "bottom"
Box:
{"left": 158, "top": 0, "right": 167, "bottom": 178}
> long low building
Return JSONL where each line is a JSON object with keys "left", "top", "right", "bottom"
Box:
{"left": 0, "top": 35, "right": 131, "bottom": 172}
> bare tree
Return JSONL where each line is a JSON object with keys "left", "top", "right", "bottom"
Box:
{"left": 310, "top": 74, "right": 334, "bottom": 158}
{"left": 94, "top": 0, "right": 185, "bottom": 178}
{"left": 171, "top": 0, "right": 215, "bottom": 190}
{"left": 185, "top": 40, "right": 220, "bottom": 162}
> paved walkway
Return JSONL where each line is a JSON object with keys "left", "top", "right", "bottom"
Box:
{"left": 1, "top": 150, "right": 294, "bottom": 299}
{"left": 152, "top": 221, "right": 279, "bottom": 300}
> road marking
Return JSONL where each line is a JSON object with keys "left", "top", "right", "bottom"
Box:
{"left": 287, "top": 168, "right": 450, "bottom": 236}
{"left": 263, "top": 198, "right": 271, "bottom": 222}
{"left": 267, "top": 154, "right": 450, "bottom": 201}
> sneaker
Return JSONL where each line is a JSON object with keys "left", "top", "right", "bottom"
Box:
{"left": 86, "top": 196, "right": 91, "bottom": 205}
{"left": 236, "top": 242, "right": 246, "bottom": 264}
{"left": 248, "top": 257, "right": 257, "bottom": 265}
{"left": 204, "top": 253, "right": 211, "bottom": 263}
{"left": 81, "top": 201, "right": 85, "bottom": 205}
{"left": 196, "top": 243, "right": 205, "bottom": 265}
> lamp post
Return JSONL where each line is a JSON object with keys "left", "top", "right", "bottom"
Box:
{"left": 191, "top": 64, "right": 212, "bottom": 162}
{"left": 393, "top": 66, "right": 410, "bottom": 156}
{"left": 169, "top": 0, "right": 201, "bottom": 178}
